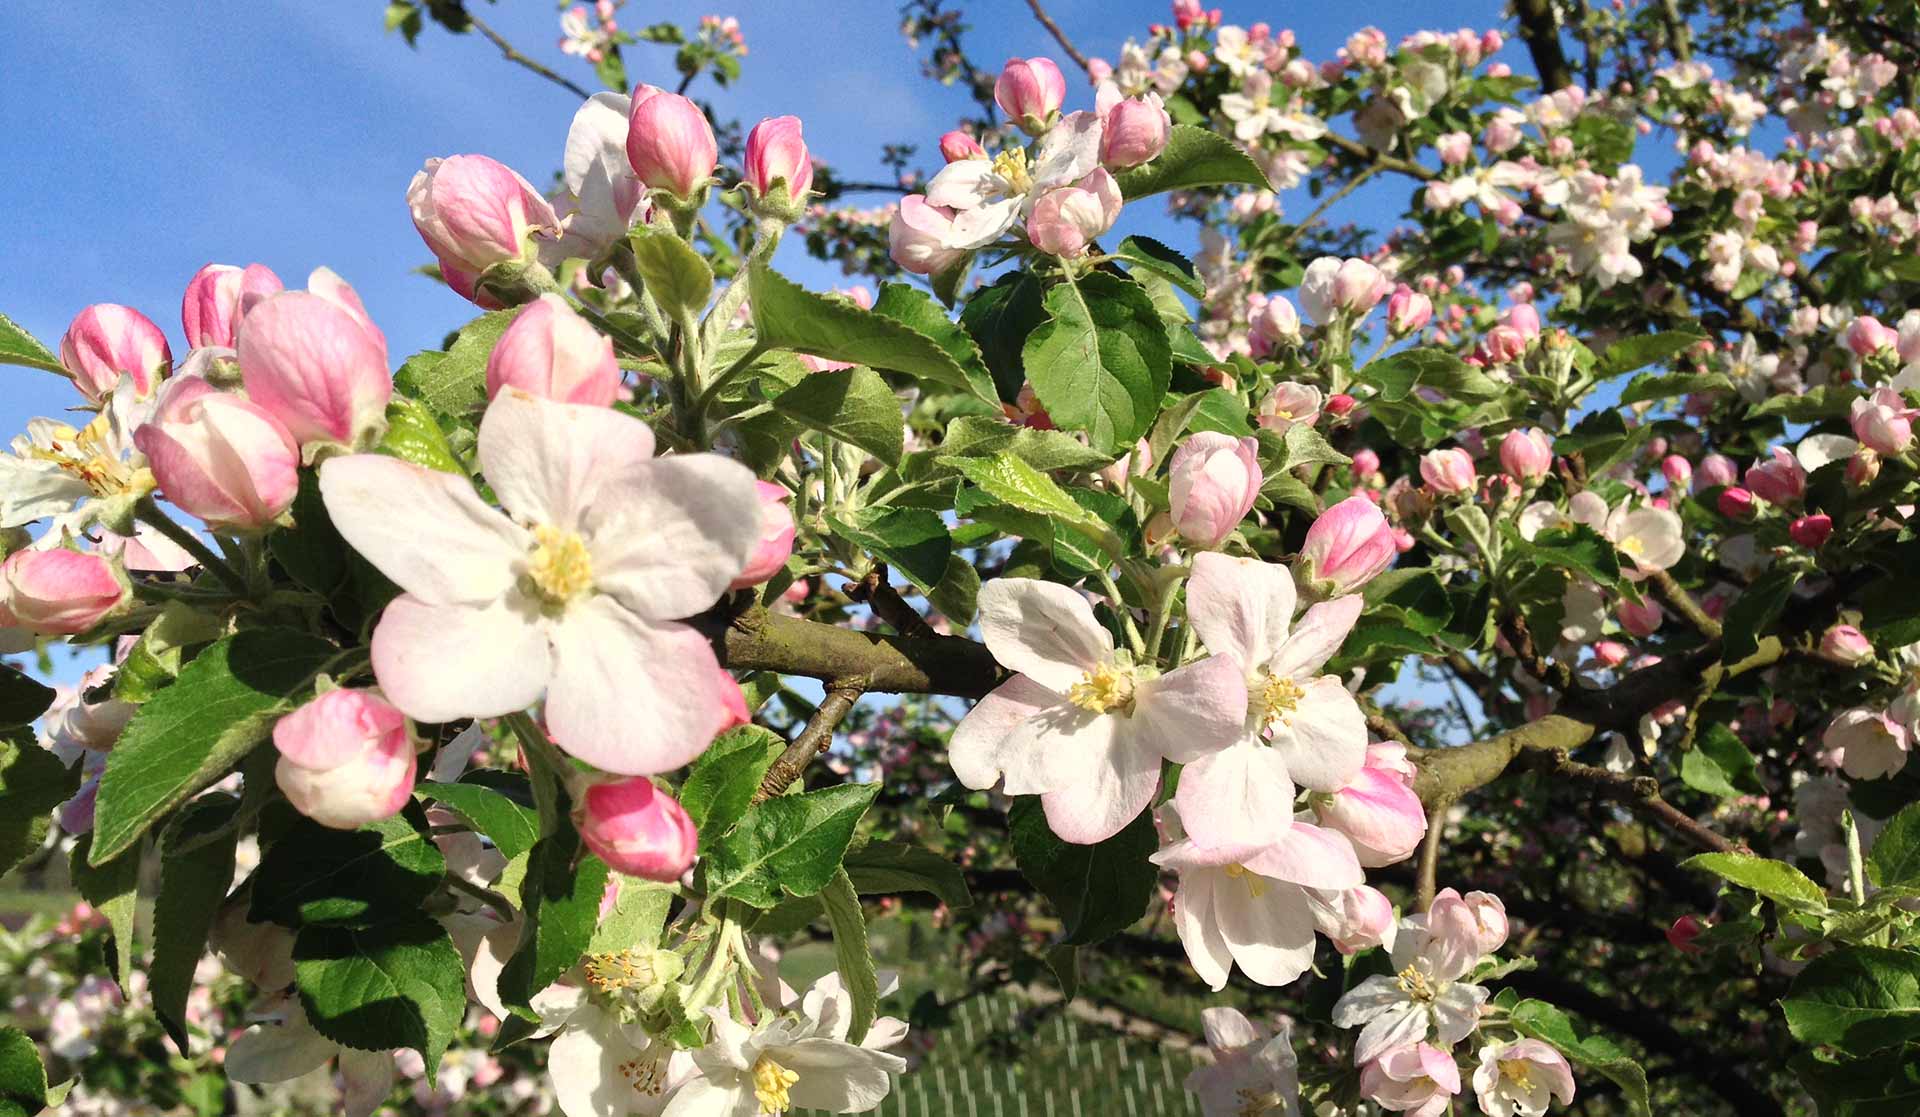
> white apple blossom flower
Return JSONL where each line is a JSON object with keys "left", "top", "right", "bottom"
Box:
{"left": 921, "top": 113, "right": 1103, "bottom": 250}
{"left": 1332, "top": 908, "right": 1490, "bottom": 1064}
{"left": 1602, "top": 503, "right": 1685, "bottom": 576}
{"left": 319, "top": 389, "right": 760, "bottom": 776}
{"left": 662, "top": 1006, "right": 907, "bottom": 1116}
{"left": 1176, "top": 552, "right": 1368, "bottom": 850}
{"left": 1473, "top": 1039, "right": 1576, "bottom": 1117}
{"left": 543, "top": 91, "right": 649, "bottom": 265}
{"left": 949, "top": 578, "right": 1248, "bottom": 844}
{"left": 226, "top": 991, "right": 397, "bottom": 1117}
{"left": 0, "top": 378, "right": 156, "bottom": 543}
{"left": 1184, "top": 1007, "right": 1303, "bottom": 1117}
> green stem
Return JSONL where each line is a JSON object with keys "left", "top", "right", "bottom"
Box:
{"left": 446, "top": 874, "right": 519, "bottom": 922}
{"left": 689, "top": 340, "right": 772, "bottom": 436}
{"left": 504, "top": 711, "right": 569, "bottom": 829}
{"left": 1143, "top": 564, "right": 1188, "bottom": 664}
{"left": 134, "top": 499, "right": 249, "bottom": 594}
{"left": 1096, "top": 568, "right": 1147, "bottom": 657}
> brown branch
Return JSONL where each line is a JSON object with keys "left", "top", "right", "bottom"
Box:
{"left": 465, "top": 13, "right": 593, "bottom": 100}
{"left": 756, "top": 683, "right": 864, "bottom": 801}
{"left": 1365, "top": 711, "right": 1416, "bottom": 749}
{"left": 1415, "top": 798, "right": 1451, "bottom": 911}
{"left": 704, "top": 598, "right": 1007, "bottom": 698}
{"left": 1513, "top": 0, "right": 1576, "bottom": 91}
{"left": 1023, "top": 0, "right": 1090, "bottom": 75}
{"left": 1519, "top": 748, "right": 1741, "bottom": 854}
{"left": 1648, "top": 569, "right": 1723, "bottom": 640}
{"left": 847, "top": 566, "right": 937, "bottom": 639}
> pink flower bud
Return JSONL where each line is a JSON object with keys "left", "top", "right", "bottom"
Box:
{"left": 1360, "top": 1043, "right": 1460, "bottom": 1114}
{"left": 995, "top": 57, "right": 1067, "bottom": 131}
{"left": 1745, "top": 447, "right": 1806, "bottom": 505}
{"left": 888, "top": 195, "right": 968, "bottom": 276}
{"left": 743, "top": 116, "right": 814, "bottom": 206}
{"left": 133, "top": 379, "right": 299, "bottom": 530}
{"left": 1694, "top": 453, "right": 1738, "bottom": 491}
{"left": 1100, "top": 96, "right": 1171, "bottom": 169}
{"left": 1717, "top": 486, "right": 1756, "bottom": 520}
{"left": 1819, "top": 623, "right": 1874, "bottom": 666}
{"left": 1592, "top": 640, "right": 1630, "bottom": 667}
{"left": 1430, "top": 887, "right": 1509, "bottom": 957}
{"left": 1504, "top": 302, "right": 1542, "bottom": 341}
{"left": 578, "top": 776, "right": 698, "bottom": 881}
{"left": 1851, "top": 386, "right": 1918, "bottom": 456}
{"left": 485, "top": 294, "right": 621, "bottom": 407}
{"left": 1300, "top": 256, "right": 1390, "bottom": 325}
{"left": 1311, "top": 884, "right": 1396, "bottom": 954}
{"left": 59, "top": 304, "right": 172, "bottom": 402}
{"left": 1616, "top": 596, "right": 1663, "bottom": 637}
{"left": 1420, "top": 447, "right": 1477, "bottom": 495}
{"left": 1168, "top": 433, "right": 1261, "bottom": 549}
{"left": 731, "top": 482, "right": 796, "bottom": 590}
{"left": 407, "top": 155, "right": 558, "bottom": 280}
{"left": 626, "top": 92, "right": 719, "bottom": 199}
{"left": 1314, "top": 743, "right": 1423, "bottom": 866}
{"left": 1026, "top": 170, "right": 1122, "bottom": 258}
{"left": 239, "top": 286, "right": 392, "bottom": 451}
{"left": 1481, "top": 324, "right": 1527, "bottom": 364}
{"left": 1791, "top": 513, "right": 1833, "bottom": 548}
{"left": 1660, "top": 454, "right": 1692, "bottom": 490}
{"left": 1667, "top": 914, "right": 1706, "bottom": 954}
{"left": 1327, "top": 393, "right": 1357, "bottom": 416}
{"left": 272, "top": 689, "right": 416, "bottom": 830}
{"left": 182, "top": 264, "right": 285, "bottom": 350}
{"left": 938, "top": 130, "right": 986, "bottom": 162}
{"left": 1298, "top": 496, "right": 1396, "bottom": 597}
{"left": 1386, "top": 284, "right": 1433, "bottom": 335}
{"left": 1351, "top": 449, "right": 1381, "bottom": 478}
{"left": 1845, "top": 314, "right": 1899, "bottom": 357}
{"left": 0, "top": 550, "right": 126, "bottom": 635}
{"left": 1255, "top": 381, "right": 1322, "bottom": 433}
{"left": 1498, "top": 428, "right": 1553, "bottom": 482}
{"left": 1250, "top": 296, "right": 1302, "bottom": 346}
{"left": 1849, "top": 450, "right": 1882, "bottom": 488}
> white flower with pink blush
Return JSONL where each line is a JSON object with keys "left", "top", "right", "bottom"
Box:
{"left": 947, "top": 578, "right": 1247, "bottom": 844}
{"left": 1176, "top": 552, "right": 1368, "bottom": 851}
{"left": 1472, "top": 1039, "right": 1575, "bottom": 1117}
{"left": 1314, "top": 743, "right": 1427, "bottom": 867}
{"left": 1360, "top": 1043, "right": 1461, "bottom": 1117}
{"left": 1332, "top": 894, "right": 1492, "bottom": 1063}
{"left": 318, "top": 389, "right": 760, "bottom": 776}
{"left": 1183, "top": 1007, "right": 1302, "bottom": 1117}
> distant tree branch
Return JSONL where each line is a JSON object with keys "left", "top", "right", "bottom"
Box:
{"left": 465, "top": 13, "right": 593, "bottom": 101}
{"left": 1023, "top": 0, "right": 1090, "bottom": 75}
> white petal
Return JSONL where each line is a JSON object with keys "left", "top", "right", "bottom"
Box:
{"left": 1216, "top": 879, "right": 1316, "bottom": 986}
{"left": 1173, "top": 739, "right": 1296, "bottom": 853}
{"left": 923, "top": 160, "right": 1001, "bottom": 209}
{"left": 1187, "top": 552, "right": 1295, "bottom": 668}
{"left": 546, "top": 598, "right": 738, "bottom": 775}
{"left": 225, "top": 1001, "right": 337, "bottom": 1084}
{"left": 338, "top": 1049, "right": 396, "bottom": 1117}
{"left": 779, "top": 1039, "right": 907, "bottom": 1112}
{"left": 1131, "top": 653, "right": 1252, "bottom": 763}
{"left": 1199, "top": 1006, "right": 1261, "bottom": 1053}
{"left": 1354, "top": 1002, "right": 1431, "bottom": 1065}
{"left": 478, "top": 389, "right": 657, "bottom": 531}
{"left": 551, "top": 1004, "right": 662, "bottom": 1117}
{"left": 943, "top": 196, "right": 1023, "bottom": 249}
{"left": 1041, "top": 715, "right": 1160, "bottom": 843}
{"left": 1269, "top": 596, "right": 1363, "bottom": 679}
{"left": 1268, "top": 678, "right": 1368, "bottom": 791}
{"left": 0, "top": 457, "right": 88, "bottom": 528}
{"left": 660, "top": 1077, "right": 748, "bottom": 1117}
{"left": 1031, "top": 111, "right": 1104, "bottom": 188}
{"left": 947, "top": 675, "right": 1072, "bottom": 793}
{"left": 585, "top": 455, "right": 762, "bottom": 623}
{"left": 319, "top": 454, "right": 526, "bottom": 606}
{"left": 370, "top": 593, "right": 553, "bottom": 723}
{"left": 1330, "top": 974, "right": 1405, "bottom": 1028}
{"left": 977, "top": 579, "right": 1113, "bottom": 692}
{"left": 1244, "top": 820, "right": 1364, "bottom": 889}
{"left": 1174, "top": 873, "right": 1233, "bottom": 991}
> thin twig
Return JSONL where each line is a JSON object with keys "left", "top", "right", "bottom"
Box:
{"left": 1522, "top": 748, "right": 1741, "bottom": 854}
{"left": 1416, "top": 799, "right": 1451, "bottom": 912}
{"left": 466, "top": 13, "right": 593, "bottom": 100}
{"left": 755, "top": 683, "right": 865, "bottom": 802}
{"left": 1281, "top": 164, "right": 1378, "bottom": 248}
{"left": 1648, "top": 569, "right": 1723, "bottom": 640}
{"left": 1023, "top": 0, "right": 1090, "bottom": 74}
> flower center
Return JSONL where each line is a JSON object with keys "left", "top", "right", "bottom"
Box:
{"left": 751, "top": 1054, "right": 800, "bottom": 1115}
{"left": 1236, "top": 1087, "right": 1290, "bottom": 1117}
{"left": 585, "top": 950, "right": 658, "bottom": 993}
{"left": 618, "top": 1053, "right": 669, "bottom": 1097}
{"left": 1500, "top": 1058, "right": 1536, "bottom": 1091}
{"left": 29, "top": 416, "right": 143, "bottom": 498}
{"left": 526, "top": 525, "right": 594, "bottom": 603}
{"left": 1254, "top": 673, "right": 1304, "bottom": 730}
{"left": 1395, "top": 963, "right": 1437, "bottom": 1003}
{"left": 991, "top": 148, "right": 1032, "bottom": 195}
{"left": 1618, "top": 534, "right": 1645, "bottom": 557}
{"left": 1067, "top": 663, "right": 1136, "bottom": 715}
{"left": 1223, "top": 863, "right": 1269, "bottom": 899}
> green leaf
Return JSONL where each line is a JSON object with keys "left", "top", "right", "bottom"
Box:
{"left": 1113, "top": 124, "right": 1269, "bottom": 200}
{"left": 377, "top": 396, "right": 463, "bottom": 474}
{"left": 419, "top": 779, "right": 540, "bottom": 861}
{"left": 771, "top": 367, "right": 905, "bottom": 466}
{"left": 586, "top": 877, "right": 674, "bottom": 956}
{"left": 827, "top": 507, "right": 952, "bottom": 595}
{"left": 1792, "top": 1047, "right": 1920, "bottom": 1117}
{"left": 251, "top": 802, "right": 448, "bottom": 927}
{"left": 1679, "top": 723, "right": 1763, "bottom": 801}
{"left": 929, "top": 555, "right": 981, "bottom": 626}
{"left": 0, "top": 732, "right": 77, "bottom": 878}
{"left": 1595, "top": 329, "right": 1705, "bottom": 379}
{"left": 0, "top": 312, "right": 63, "bottom": 374}
{"left": 294, "top": 915, "right": 468, "bottom": 1081}
{"left": 92, "top": 629, "right": 340, "bottom": 863}
{"left": 749, "top": 264, "right": 991, "bottom": 404}
{"left": 151, "top": 796, "right": 239, "bottom": 1053}
{"left": 1022, "top": 272, "right": 1171, "bottom": 454}
{"left": 392, "top": 309, "right": 517, "bottom": 417}
{"left": 1359, "top": 347, "right": 1506, "bottom": 404}
{"left": 820, "top": 869, "right": 879, "bottom": 1045}
{"left": 1009, "top": 798, "right": 1157, "bottom": 946}
{"left": 629, "top": 228, "right": 714, "bottom": 318}
{"left": 1508, "top": 999, "right": 1651, "bottom": 1117}
{"left": 1751, "top": 385, "right": 1864, "bottom": 422}
{"left": 70, "top": 833, "right": 140, "bottom": 990}
{"left": 1720, "top": 568, "right": 1796, "bottom": 664}
{"left": 499, "top": 832, "right": 609, "bottom": 1019}
{"left": 1784, "top": 947, "right": 1920, "bottom": 1056}
{"left": 1116, "top": 236, "right": 1203, "bottom": 299}
{"left": 0, "top": 668, "right": 53, "bottom": 729}
{"left": 680, "top": 726, "right": 786, "bottom": 840}
{"left": 1263, "top": 421, "right": 1352, "bottom": 473}
{"left": 1508, "top": 524, "right": 1621, "bottom": 588}
{"left": 1618, "top": 370, "right": 1731, "bottom": 405}
{"left": 948, "top": 453, "right": 1104, "bottom": 530}
{"left": 843, "top": 841, "right": 973, "bottom": 908}
{"left": 1553, "top": 409, "right": 1649, "bottom": 476}
{"left": 1684, "top": 851, "right": 1828, "bottom": 910}
{"left": 701, "top": 783, "right": 880, "bottom": 908}
{"left": 870, "top": 283, "right": 997, "bottom": 403}
{"left": 934, "top": 415, "right": 1114, "bottom": 472}
{"left": 0, "top": 1026, "right": 48, "bottom": 1117}
{"left": 1870, "top": 803, "right": 1920, "bottom": 888}
{"left": 1045, "top": 943, "right": 1081, "bottom": 1001}
{"left": 959, "top": 271, "right": 1047, "bottom": 402}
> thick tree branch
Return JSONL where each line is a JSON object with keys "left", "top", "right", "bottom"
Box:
{"left": 1023, "top": 0, "right": 1090, "bottom": 75}
{"left": 756, "top": 683, "right": 864, "bottom": 801}
{"left": 703, "top": 598, "right": 1007, "bottom": 697}
{"left": 1649, "top": 569, "right": 1722, "bottom": 640}
{"left": 1513, "top": 0, "right": 1576, "bottom": 91}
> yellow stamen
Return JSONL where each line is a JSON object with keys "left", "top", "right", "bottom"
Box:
{"left": 1254, "top": 673, "right": 1305, "bottom": 729}
{"left": 584, "top": 950, "right": 656, "bottom": 992}
{"left": 1223, "top": 863, "right": 1269, "bottom": 899}
{"left": 618, "top": 1053, "right": 668, "bottom": 1096}
{"left": 1067, "top": 663, "right": 1136, "bottom": 714}
{"left": 1395, "top": 963, "right": 1437, "bottom": 1003}
{"left": 1236, "top": 1087, "right": 1289, "bottom": 1116}
{"left": 1500, "top": 1058, "right": 1536, "bottom": 1091}
{"left": 526, "top": 524, "right": 594, "bottom": 603}
{"left": 751, "top": 1054, "right": 800, "bottom": 1115}
{"left": 990, "top": 148, "right": 1032, "bottom": 195}
{"left": 26, "top": 415, "right": 145, "bottom": 498}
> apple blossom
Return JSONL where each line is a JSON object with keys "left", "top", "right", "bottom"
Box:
{"left": 1419, "top": 448, "right": 1477, "bottom": 495}
{"left": 1718, "top": 486, "right": 1757, "bottom": 520}
{"left": 1791, "top": 513, "right": 1834, "bottom": 548}
{"left": 663, "top": 1006, "right": 907, "bottom": 1116}
{"left": 227, "top": 991, "right": 397, "bottom": 1117}
{"left": 134, "top": 377, "right": 300, "bottom": 530}
{"left": 1255, "top": 381, "right": 1322, "bottom": 433}
{"left": 1473, "top": 1039, "right": 1576, "bottom": 1117}
{"left": 743, "top": 115, "right": 814, "bottom": 212}
{"left": 1850, "top": 386, "right": 1918, "bottom": 455}
{"left": 1824, "top": 706, "right": 1909, "bottom": 779}
{"left": 1026, "top": 168, "right": 1122, "bottom": 257}
{"left": 1617, "top": 596, "right": 1663, "bottom": 637}
{"left": 626, "top": 92, "right": 718, "bottom": 201}
{"left": 1745, "top": 447, "right": 1806, "bottom": 505}
{"left": 1100, "top": 92, "right": 1171, "bottom": 168}
{"left": 938, "top": 130, "right": 984, "bottom": 162}
{"left": 1694, "top": 453, "right": 1739, "bottom": 491}
{"left": 1499, "top": 428, "right": 1553, "bottom": 482}
{"left": 730, "top": 481, "right": 796, "bottom": 590}
{"left": 181, "top": 263, "right": 284, "bottom": 349}
{"left": 1314, "top": 743, "right": 1426, "bottom": 867}
{"left": 1845, "top": 314, "right": 1899, "bottom": 356}
{"left": 1427, "top": 887, "right": 1508, "bottom": 957}
{"left": 318, "top": 389, "right": 760, "bottom": 775}
{"left": 577, "top": 777, "right": 698, "bottom": 881}
{"left": 486, "top": 293, "right": 622, "bottom": 407}
{"left": 886, "top": 196, "right": 968, "bottom": 276}
{"left": 1251, "top": 295, "right": 1302, "bottom": 346}
{"left": 545, "top": 91, "right": 649, "bottom": 262}
{"left": 238, "top": 281, "right": 393, "bottom": 454}
{"left": 1360, "top": 1043, "right": 1461, "bottom": 1117}
{"left": 995, "top": 57, "right": 1066, "bottom": 133}
{"left": 1184, "top": 1008, "right": 1302, "bottom": 1117}
{"left": 1169, "top": 433, "right": 1261, "bottom": 548}
{"left": 59, "top": 303, "right": 171, "bottom": 402}
{"left": 272, "top": 689, "right": 417, "bottom": 830}
{"left": 1296, "top": 495, "right": 1396, "bottom": 598}
{"left": 1605, "top": 503, "right": 1685, "bottom": 575}
{"left": 1819, "top": 623, "right": 1875, "bottom": 665}
{"left": 0, "top": 549, "right": 124, "bottom": 636}
{"left": 947, "top": 578, "right": 1247, "bottom": 843}
{"left": 1387, "top": 284, "right": 1434, "bottom": 335}
{"left": 1300, "top": 256, "right": 1391, "bottom": 325}
{"left": 408, "top": 154, "right": 560, "bottom": 296}
{"left": 0, "top": 381, "right": 156, "bottom": 540}
{"left": 922, "top": 111, "right": 1103, "bottom": 250}
{"left": 1332, "top": 903, "right": 1491, "bottom": 1063}
{"left": 1309, "top": 883, "right": 1398, "bottom": 954}
{"left": 1661, "top": 454, "right": 1693, "bottom": 490}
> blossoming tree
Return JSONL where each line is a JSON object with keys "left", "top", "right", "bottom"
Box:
{"left": 5, "top": 0, "right": 1920, "bottom": 1113}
